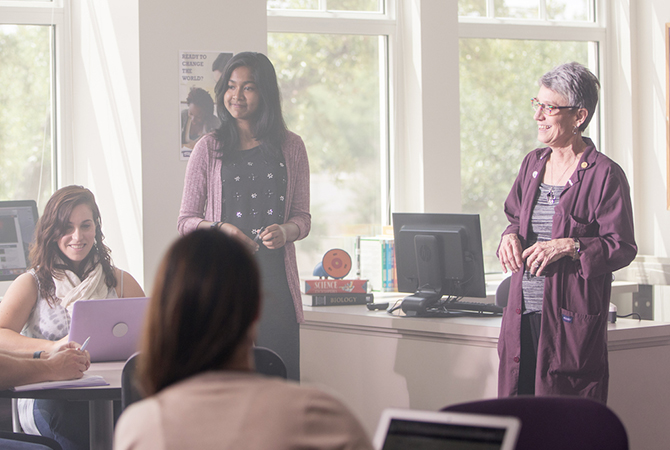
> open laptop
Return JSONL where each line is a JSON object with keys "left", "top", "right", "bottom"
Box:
{"left": 373, "top": 408, "right": 521, "bottom": 450}
{"left": 69, "top": 297, "right": 149, "bottom": 362}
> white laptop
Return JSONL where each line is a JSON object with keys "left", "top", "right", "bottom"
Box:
{"left": 373, "top": 408, "right": 521, "bottom": 450}
{"left": 69, "top": 297, "right": 149, "bottom": 362}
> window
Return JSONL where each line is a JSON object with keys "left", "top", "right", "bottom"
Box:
{"left": 458, "top": 0, "right": 603, "bottom": 272}
{"left": 268, "top": 1, "right": 393, "bottom": 278}
{"left": 459, "top": 0, "right": 592, "bottom": 21}
{"left": 0, "top": 1, "right": 67, "bottom": 207}
{"left": 268, "top": 0, "right": 383, "bottom": 13}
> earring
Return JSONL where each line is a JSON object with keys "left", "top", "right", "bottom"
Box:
{"left": 573, "top": 125, "right": 580, "bottom": 135}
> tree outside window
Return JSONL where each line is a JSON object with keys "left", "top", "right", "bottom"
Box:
{"left": 268, "top": 33, "right": 385, "bottom": 276}
{"left": 459, "top": 40, "right": 591, "bottom": 271}
{"left": 0, "top": 24, "right": 54, "bottom": 205}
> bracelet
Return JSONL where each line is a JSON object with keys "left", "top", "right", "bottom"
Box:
{"left": 572, "top": 238, "right": 581, "bottom": 260}
{"left": 211, "top": 222, "right": 221, "bottom": 230}
{"left": 33, "top": 351, "right": 43, "bottom": 359}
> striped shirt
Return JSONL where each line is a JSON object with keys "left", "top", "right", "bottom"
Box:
{"left": 522, "top": 183, "right": 565, "bottom": 313}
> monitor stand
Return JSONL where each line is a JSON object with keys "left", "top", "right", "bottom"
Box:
{"left": 401, "top": 291, "right": 442, "bottom": 316}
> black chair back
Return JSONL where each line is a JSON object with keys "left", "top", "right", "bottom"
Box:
{"left": 0, "top": 431, "right": 63, "bottom": 450}
{"left": 121, "top": 352, "right": 143, "bottom": 410}
{"left": 495, "top": 276, "right": 511, "bottom": 308}
{"left": 253, "top": 347, "right": 287, "bottom": 379}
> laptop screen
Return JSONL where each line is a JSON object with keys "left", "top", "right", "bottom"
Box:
{"left": 373, "top": 409, "right": 520, "bottom": 450}
{"left": 381, "top": 418, "right": 507, "bottom": 450}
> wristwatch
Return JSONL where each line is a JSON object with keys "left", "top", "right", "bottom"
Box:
{"left": 572, "top": 238, "right": 581, "bottom": 260}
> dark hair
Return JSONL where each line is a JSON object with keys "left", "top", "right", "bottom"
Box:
{"left": 186, "top": 87, "right": 215, "bottom": 118}
{"left": 138, "top": 229, "right": 261, "bottom": 395}
{"left": 29, "top": 185, "right": 116, "bottom": 305}
{"left": 213, "top": 51, "right": 287, "bottom": 159}
{"left": 211, "top": 53, "right": 232, "bottom": 73}
{"left": 540, "top": 62, "right": 600, "bottom": 132}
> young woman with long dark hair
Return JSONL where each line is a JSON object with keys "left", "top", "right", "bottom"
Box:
{"left": 178, "top": 52, "right": 310, "bottom": 381}
{"left": 115, "top": 230, "right": 371, "bottom": 450}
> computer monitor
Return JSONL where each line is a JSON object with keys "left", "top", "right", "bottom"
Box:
{"left": 392, "top": 213, "right": 486, "bottom": 315}
{"left": 0, "top": 200, "right": 39, "bottom": 282}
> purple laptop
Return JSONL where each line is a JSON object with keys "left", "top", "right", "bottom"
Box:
{"left": 68, "top": 297, "right": 149, "bottom": 362}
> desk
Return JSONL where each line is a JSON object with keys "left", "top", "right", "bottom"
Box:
{"left": 0, "top": 361, "right": 123, "bottom": 450}
{"left": 300, "top": 302, "right": 670, "bottom": 450}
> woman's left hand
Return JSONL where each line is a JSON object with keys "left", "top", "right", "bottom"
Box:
{"left": 260, "top": 224, "right": 288, "bottom": 249}
{"left": 522, "top": 238, "right": 574, "bottom": 276}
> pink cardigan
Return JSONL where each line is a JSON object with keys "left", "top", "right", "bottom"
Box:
{"left": 178, "top": 132, "right": 311, "bottom": 322}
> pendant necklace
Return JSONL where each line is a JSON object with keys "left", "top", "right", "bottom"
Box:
{"left": 547, "top": 156, "right": 575, "bottom": 205}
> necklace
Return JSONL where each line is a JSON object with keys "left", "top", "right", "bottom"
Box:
{"left": 547, "top": 156, "right": 576, "bottom": 205}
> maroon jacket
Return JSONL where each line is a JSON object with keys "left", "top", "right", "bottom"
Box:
{"left": 498, "top": 138, "right": 637, "bottom": 402}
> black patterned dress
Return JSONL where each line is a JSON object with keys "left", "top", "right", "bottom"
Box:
{"left": 220, "top": 144, "right": 300, "bottom": 380}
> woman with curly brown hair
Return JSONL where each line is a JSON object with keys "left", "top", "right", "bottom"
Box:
{"left": 0, "top": 185, "right": 144, "bottom": 450}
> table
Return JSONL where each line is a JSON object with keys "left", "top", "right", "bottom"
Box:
{"left": 300, "top": 299, "right": 670, "bottom": 450}
{"left": 0, "top": 361, "right": 124, "bottom": 450}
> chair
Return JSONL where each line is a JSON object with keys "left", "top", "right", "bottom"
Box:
{"left": 121, "top": 352, "right": 143, "bottom": 411}
{"left": 253, "top": 347, "right": 287, "bottom": 379}
{"left": 442, "top": 396, "right": 629, "bottom": 450}
{"left": 495, "top": 275, "right": 511, "bottom": 308}
{"left": 121, "top": 348, "right": 287, "bottom": 411}
{"left": 0, "top": 431, "right": 63, "bottom": 450}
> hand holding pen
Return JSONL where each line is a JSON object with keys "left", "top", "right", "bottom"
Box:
{"left": 80, "top": 336, "right": 91, "bottom": 351}
{"left": 46, "top": 340, "right": 91, "bottom": 378}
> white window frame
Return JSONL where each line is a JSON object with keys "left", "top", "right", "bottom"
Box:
{"left": 0, "top": 0, "right": 72, "bottom": 193}
{"left": 458, "top": 0, "right": 608, "bottom": 151}
{"left": 267, "top": 1, "right": 396, "bottom": 226}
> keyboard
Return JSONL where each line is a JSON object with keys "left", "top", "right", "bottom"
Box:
{"left": 422, "top": 300, "right": 503, "bottom": 316}
{"left": 446, "top": 301, "right": 503, "bottom": 314}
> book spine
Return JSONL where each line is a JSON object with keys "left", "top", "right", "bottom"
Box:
{"left": 360, "top": 238, "right": 383, "bottom": 292}
{"left": 310, "top": 293, "right": 374, "bottom": 306}
{"left": 382, "top": 239, "right": 389, "bottom": 291}
{"left": 304, "top": 279, "right": 368, "bottom": 294}
{"left": 382, "top": 238, "right": 395, "bottom": 292}
{"left": 391, "top": 240, "right": 397, "bottom": 291}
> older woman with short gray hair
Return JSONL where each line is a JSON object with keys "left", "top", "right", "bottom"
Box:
{"left": 496, "top": 62, "right": 636, "bottom": 402}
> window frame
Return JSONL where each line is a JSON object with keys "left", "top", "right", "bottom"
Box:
{"left": 267, "top": 0, "right": 396, "bottom": 226}
{"left": 458, "top": 1, "right": 607, "bottom": 151}
{"left": 457, "top": 0, "right": 607, "bottom": 274}
{"left": 0, "top": 0, "right": 72, "bottom": 196}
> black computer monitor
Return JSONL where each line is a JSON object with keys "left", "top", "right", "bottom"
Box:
{"left": 392, "top": 213, "right": 486, "bottom": 315}
{"left": 0, "top": 200, "right": 39, "bottom": 281}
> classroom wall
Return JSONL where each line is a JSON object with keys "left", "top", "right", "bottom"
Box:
{"left": 70, "top": 0, "right": 267, "bottom": 293}
{"left": 68, "top": 0, "right": 670, "bottom": 308}
{"left": 629, "top": 0, "right": 670, "bottom": 319}
{"left": 138, "top": 0, "right": 267, "bottom": 293}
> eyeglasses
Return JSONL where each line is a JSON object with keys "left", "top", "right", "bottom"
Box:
{"left": 531, "top": 98, "right": 578, "bottom": 116}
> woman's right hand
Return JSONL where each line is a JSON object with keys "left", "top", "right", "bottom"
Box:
{"left": 499, "top": 233, "right": 523, "bottom": 273}
{"left": 217, "top": 223, "right": 260, "bottom": 253}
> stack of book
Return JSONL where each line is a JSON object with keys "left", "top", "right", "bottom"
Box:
{"left": 359, "top": 236, "right": 397, "bottom": 292}
{"left": 304, "top": 279, "right": 373, "bottom": 306}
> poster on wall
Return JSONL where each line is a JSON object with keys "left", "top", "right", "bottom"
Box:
{"left": 179, "top": 50, "right": 233, "bottom": 160}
